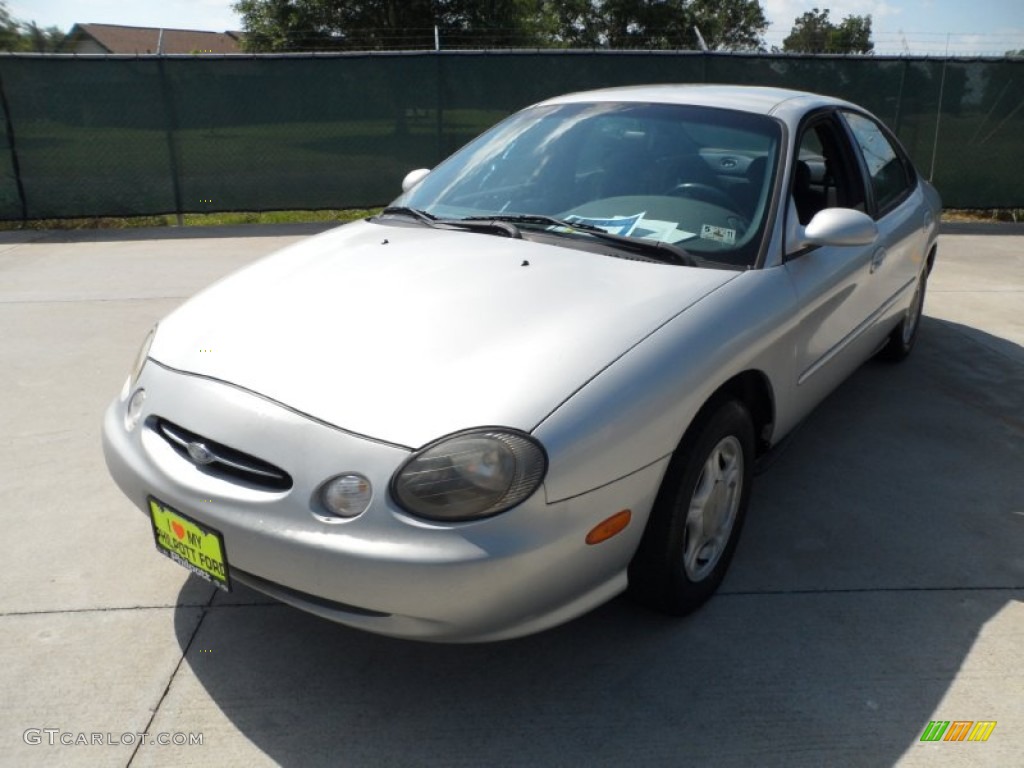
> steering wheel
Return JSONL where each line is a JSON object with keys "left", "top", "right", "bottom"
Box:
{"left": 666, "top": 182, "right": 738, "bottom": 210}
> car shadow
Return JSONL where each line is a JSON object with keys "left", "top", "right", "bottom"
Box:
{"left": 173, "top": 316, "right": 1022, "bottom": 767}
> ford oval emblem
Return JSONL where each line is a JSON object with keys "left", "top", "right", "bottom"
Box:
{"left": 187, "top": 441, "right": 216, "bottom": 465}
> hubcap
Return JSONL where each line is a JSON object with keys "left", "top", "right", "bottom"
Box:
{"left": 902, "top": 277, "right": 925, "bottom": 346}
{"left": 683, "top": 435, "right": 744, "bottom": 582}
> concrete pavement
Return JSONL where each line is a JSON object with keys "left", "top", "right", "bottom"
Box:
{"left": 1, "top": 222, "right": 1021, "bottom": 767}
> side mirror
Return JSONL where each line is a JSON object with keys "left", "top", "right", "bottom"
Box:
{"left": 800, "top": 208, "right": 878, "bottom": 249}
{"left": 401, "top": 168, "right": 430, "bottom": 193}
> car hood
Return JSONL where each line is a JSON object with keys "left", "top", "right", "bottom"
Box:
{"left": 150, "top": 219, "right": 738, "bottom": 448}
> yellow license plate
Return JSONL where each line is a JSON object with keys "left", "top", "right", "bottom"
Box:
{"left": 148, "top": 496, "right": 231, "bottom": 591}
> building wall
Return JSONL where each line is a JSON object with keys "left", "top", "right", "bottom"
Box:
{"left": 68, "top": 39, "right": 109, "bottom": 54}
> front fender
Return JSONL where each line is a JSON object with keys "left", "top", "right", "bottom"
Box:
{"left": 534, "top": 268, "right": 799, "bottom": 503}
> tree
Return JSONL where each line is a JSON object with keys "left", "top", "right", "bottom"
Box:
{"left": 541, "top": 0, "right": 604, "bottom": 48}
{"left": 0, "top": 1, "right": 25, "bottom": 50}
{"left": 689, "top": 0, "right": 767, "bottom": 51}
{"left": 21, "top": 21, "right": 67, "bottom": 52}
{"left": 782, "top": 7, "right": 873, "bottom": 54}
{"left": 237, "top": 0, "right": 404, "bottom": 51}
{"left": 0, "top": 1, "right": 68, "bottom": 51}
{"left": 235, "top": 0, "right": 769, "bottom": 52}
{"left": 235, "top": 0, "right": 551, "bottom": 51}
{"left": 601, "top": 0, "right": 692, "bottom": 49}
{"left": 831, "top": 12, "right": 871, "bottom": 54}
{"left": 588, "top": 0, "right": 766, "bottom": 50}
{"left": 442, "top": 0, "right": 555, "bottom": 47}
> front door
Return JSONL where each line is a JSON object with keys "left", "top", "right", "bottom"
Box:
{"left": 783, "top": 112, "right": 882, "bottom": 414}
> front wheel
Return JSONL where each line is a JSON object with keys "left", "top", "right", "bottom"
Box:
{"left": 628, "top": 399, "right": 755, "bottom": 615}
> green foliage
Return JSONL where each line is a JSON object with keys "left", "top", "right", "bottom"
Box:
{"left": 689, "top": 0, "right": 767, "bottom": 51}
{"left": 542, "top": 0, "right": 604, "bottom": 47}
{"left": 235, "top": 0, "right": 552, "bottom": 51}
{"left": 234, "top": 0, "right": 769, "bottom": 51}
{"left": 21, "top": 21, "right": 67, "bottom": 52}
{"left": 0, "top": 1, "right": 25, "bottom": 50}
{"left": 602, "top": 0, "right": 693, "bottom": 48}
{"left": 0, "top": 1, "right": 67, "bottom": 51}
{"left": 782, "top": 7, "right": 873, "bottom": 54}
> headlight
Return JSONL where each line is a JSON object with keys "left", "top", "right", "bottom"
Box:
{"left": 391, "top": 429, "right": 547, "bottom": 521}
{"left": 128, "top": 326, "right": 157, "bottom": 391}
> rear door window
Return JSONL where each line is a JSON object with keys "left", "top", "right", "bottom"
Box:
{"left": 842, "top": 112, "right": 914, "bottom": 216}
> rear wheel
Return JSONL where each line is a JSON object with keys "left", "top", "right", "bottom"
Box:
{"left": 628, "top": 399, "right": 755, "bottom": 615}
{"left": 878, "top": 270, "right": 927, "bottom": 361}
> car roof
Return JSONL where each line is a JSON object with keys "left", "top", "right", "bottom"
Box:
{"left": 539, "top": 84, "right": 855, "bottom": 116}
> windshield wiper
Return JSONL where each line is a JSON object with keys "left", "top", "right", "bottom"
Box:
{"left": 378, "top": 206, "right": 439, "bottom": 226}
{"left": 377, "top": 207, "right": 520, "bottom": 238}
{"left": 462, "top": 214, "right": 698, "bottom": 267}
{"left": 437, "top": 218, "right": 521, "bottom": 238}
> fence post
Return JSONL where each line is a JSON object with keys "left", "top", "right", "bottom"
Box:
{"left": 929, "top": 58, "right": 948, "bottom": 183}
{"left": 892, "top": 59, "right": 907, "bottom": 134}
{"left": 435, "top": 52, "right": 444, "bottom": 163}
{"left": 0, "top": 64, "right": 28, "bottom": 222}
{"left": 156, "top": 56, "right": 185, "bottom": 225}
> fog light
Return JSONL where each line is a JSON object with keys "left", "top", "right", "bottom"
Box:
{"left": 321, "top": 474, "right": 372, "bottom": 518}
{"left": 125, "top": 388, "right": 146, "bottom": 431}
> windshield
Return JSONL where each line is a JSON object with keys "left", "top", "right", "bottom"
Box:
{"left": 392, "top": 101, "right": 781, "bottom": 268}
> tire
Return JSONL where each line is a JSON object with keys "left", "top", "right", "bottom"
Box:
{"left": 628, "top": 399, "right": 755, "bottom": 615}
{"left": 877, "top": 269, "right": 927, "bottom": 362}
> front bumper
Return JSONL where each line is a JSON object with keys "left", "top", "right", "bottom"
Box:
{"left": 103, "top": 361, "right": 666, "bottom": 641}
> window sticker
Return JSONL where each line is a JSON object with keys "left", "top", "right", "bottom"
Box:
{"left": 565, "top": 213, "right": 644, "bottom": 236}
{"left": 700, "top": 224, "right": 736, "bottom": 245}
{"left": 564, "top": 213, "right": 696, "bottom": 243}
{"left": 634, "top": 218, "right": 697, "bottom": 244}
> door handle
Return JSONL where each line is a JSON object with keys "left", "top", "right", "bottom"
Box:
{"left": 870, "top": 247, "right": 887, "bottom": 274}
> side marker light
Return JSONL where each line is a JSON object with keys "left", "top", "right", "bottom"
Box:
{"left": 586, "top": 509, "right": 632, "bottom": 545}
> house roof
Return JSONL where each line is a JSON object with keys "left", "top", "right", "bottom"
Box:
{"left": 66, "top": 23, "right": 243, "bottom": 54}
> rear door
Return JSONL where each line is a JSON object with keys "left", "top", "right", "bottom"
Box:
{"left": 839, "top": 110, "right": 931, "bottom": 336}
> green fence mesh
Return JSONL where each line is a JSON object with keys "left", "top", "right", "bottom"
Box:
{"left": 0, "top": 51, "right": 1020, "bottom": 220}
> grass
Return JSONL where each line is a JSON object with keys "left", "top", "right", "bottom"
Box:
{"left": 941, "top": 209, "right": 1022, "bottom": 223}
{"left": 0, "top": 208, "right": 383, "bottom": 231}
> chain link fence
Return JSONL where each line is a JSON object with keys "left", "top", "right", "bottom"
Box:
{"left": 0, "top": 50, "right": 1021, "bottom": 220}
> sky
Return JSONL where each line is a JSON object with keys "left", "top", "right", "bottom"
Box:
{"left": 8, "top": 0, "right": 1024, "bottom": 56}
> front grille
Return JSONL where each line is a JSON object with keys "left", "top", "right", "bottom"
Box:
{"left": 155, "top": 418, "right": 293, "bottom": 491}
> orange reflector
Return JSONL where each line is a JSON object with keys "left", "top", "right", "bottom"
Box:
{"left": 586, "top": 509, "right": 632, "bottom": 545}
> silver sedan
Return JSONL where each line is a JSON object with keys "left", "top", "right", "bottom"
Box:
{"left": 103, "top": 85, "right": 940, "bottom": 642}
